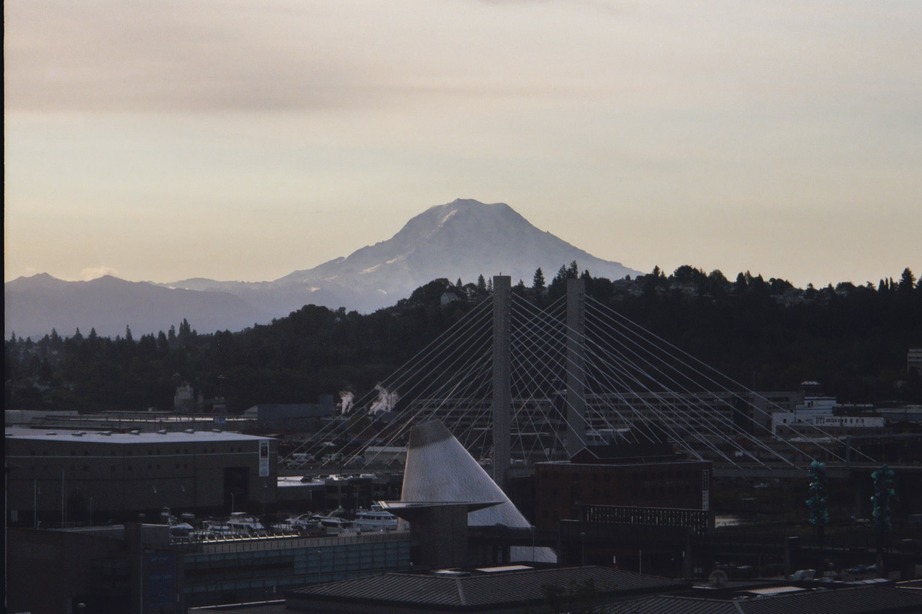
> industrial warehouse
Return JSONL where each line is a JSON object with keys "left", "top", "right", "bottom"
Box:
{"left": 5, "top": 428, "right": 277, "bottom": 525}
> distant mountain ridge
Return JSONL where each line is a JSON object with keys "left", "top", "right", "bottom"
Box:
{"left": 4, "top": 274, "right": 268, "bottom": 340}
{"left": 5, "top": 199, "right": 639, "bottom": 339}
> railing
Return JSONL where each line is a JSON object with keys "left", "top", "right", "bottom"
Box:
{"left": 171, "top": 528, "right": 410, "bottom": 553}
{"left": 580, "top": 504, "right": 712, "bottom": 536}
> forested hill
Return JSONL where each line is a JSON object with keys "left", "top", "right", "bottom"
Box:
{"left": 5, "top": 265, "right": 921, "bottom": 412}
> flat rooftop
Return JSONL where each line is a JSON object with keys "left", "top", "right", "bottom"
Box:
{"left": 287, "top": 565, "right": 686, "bottom": 611}
{"left": 5, "top": 426, "right": 272, "bottom": 445}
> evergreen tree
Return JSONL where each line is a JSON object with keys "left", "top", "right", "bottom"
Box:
{"left": 533, "top": 268, "right": 546, "bottom": 294}
{"left": 178, "top": 318, "right": 193, "bottom": 341}
{"left": 898, "top": 268, "right": 916, "bottom": 292}
{"left": 567, "top": 260, "right": 579, "bottom": 278}
{"left": 735, "top": 272, "right": 747, "bottom": 290}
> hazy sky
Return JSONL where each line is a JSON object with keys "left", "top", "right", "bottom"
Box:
{"left": 5, "top": 1, "right": 921, "bottom": 288}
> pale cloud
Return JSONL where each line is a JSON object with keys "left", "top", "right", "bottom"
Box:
{"left": 5, "top": 2, "right": 369, "bottom": 113}
{"left": 7, "top": 1, "right": 918, "bottom": 116}
{"left": 80, "top": 266, "right": 119, "bottom": 281}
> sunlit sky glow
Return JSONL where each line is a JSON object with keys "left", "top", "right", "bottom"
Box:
{"left": 5, "top": 1, "right": 921, "bottom": 288}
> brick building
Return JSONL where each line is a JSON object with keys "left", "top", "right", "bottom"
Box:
{"left": 5, "top": 427, "right": 277, "bottom": 526}
{"left": 533, "top": 445, "right": 711, "bottom": 532}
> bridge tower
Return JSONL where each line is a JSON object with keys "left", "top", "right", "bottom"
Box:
{"left": 566, "top": 277, "right": 588, "bottom": 456}
{"left": 492, "top": 275, "right": 512, "bottom": 491}
{"left": 492, "top": 275, "right": 588, "bottom": 486}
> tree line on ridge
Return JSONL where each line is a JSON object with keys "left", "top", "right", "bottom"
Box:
{"left": 5, "top": 265, "right": 921, "bottom": 413}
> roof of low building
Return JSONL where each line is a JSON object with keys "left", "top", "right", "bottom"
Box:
{"left": 600, "top": 583, "right": 922, "bottom": 614}
{"left": 5, "top": 426, "right": 272, "bottom": 444}
{"left": 287, "top": 566, "right": 685, "bottom": 611}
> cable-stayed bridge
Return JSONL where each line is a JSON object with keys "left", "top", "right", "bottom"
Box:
{"left": 291, "top": 276, "right": 875, "bottom": 485}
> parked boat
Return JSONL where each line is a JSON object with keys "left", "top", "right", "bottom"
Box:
{"left": 307, "top": 508, "right": 354, "bottom": 535}
{"left": 169, "top": 520, "right": 195, "bottom": 537}
{"left": 353, "top": 507, "right": 398, "bottom": 531}
{"left": 286, "top": 513, "right": 324, "bottom": 532}
{"left": 200, "top": 520, "right": 235, "bottom": 537}
{"left": 318, "top": 515, "right": 354, "bottom": 535}
{"left": 160, "top": 507, "right": 195, "bottom": 537}
{"left": 225, "top": 512, "right": 266, "bottom": 535}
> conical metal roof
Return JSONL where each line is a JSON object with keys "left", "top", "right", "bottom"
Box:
{"left": 401, "top": 420, "right": 530, "bottom": 528}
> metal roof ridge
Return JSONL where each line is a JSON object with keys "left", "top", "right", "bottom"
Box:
{"left": 455, "top": 576, "right": 467, "bottom": 606}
